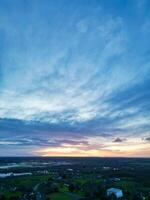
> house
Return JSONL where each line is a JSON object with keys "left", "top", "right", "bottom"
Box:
{"left": 109, "top": 177, "right": 121, "bottom": 182}
{"left": 107, "top": 188, "right": 123, "bottom": 199}
{"left": 67, "top": 168, "right": 73, "bottom": 171}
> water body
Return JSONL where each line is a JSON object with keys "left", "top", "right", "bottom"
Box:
{"left": 0, "top": 172, "right": 32, "bottom": 178}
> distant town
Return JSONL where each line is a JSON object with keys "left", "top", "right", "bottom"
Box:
{"left": 0, "top": 157, "right": 149, "bottom": 200}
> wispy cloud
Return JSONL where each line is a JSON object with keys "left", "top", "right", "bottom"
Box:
{"left": 0, "top": 0, "right": 150, "bottom": 156}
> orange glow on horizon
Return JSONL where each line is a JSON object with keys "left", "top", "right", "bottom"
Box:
{"left": 35, "top": 136, "right": 150, "bottom": 158}
{"left": 36, "top": 144, "right": 150, "bottom": 158}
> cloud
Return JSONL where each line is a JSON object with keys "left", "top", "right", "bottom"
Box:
{"left": 0, "top": 2, "right": 128, "bottom": 124}
{"left": 0, "top": 137, "right": 89, "bottom": 148}
{"left": 0, "top": 0, "right": 150, "bottom": 156}
{"left": 144, "top": 137, "right": 150, "bottom": 142}
{"left": 113, "top": 137, "right": 125, "bottom": 143}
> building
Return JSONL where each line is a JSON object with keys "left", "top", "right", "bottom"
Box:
{"left": 107, "top": 188, "right": 123, "bottom": 199}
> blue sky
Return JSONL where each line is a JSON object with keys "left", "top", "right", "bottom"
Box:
{"left": 0, "top": 0, "right": 150, "bottom": 157}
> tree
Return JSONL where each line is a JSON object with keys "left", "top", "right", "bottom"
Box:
{"left": 9, "top": 197, "right": 19, "bottom": 200}
{"left": 0, "top": 195, "right": 6, "bottom": 200}
{"left": 68, "top": 183, "right": 76, "bottom": 192}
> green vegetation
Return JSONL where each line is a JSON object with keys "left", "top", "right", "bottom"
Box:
{"left": 0, "top": 191, "right": 22, "bottom": 199}
{"left": 0, "top": 158, "right": 149, "bottom": 200}
{"left": 49, "top": 193, "right": 71, "bottom": 200}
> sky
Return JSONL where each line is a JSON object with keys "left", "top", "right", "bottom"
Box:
{"left": 0, "top": 0, "right": 150, "bottom": 157}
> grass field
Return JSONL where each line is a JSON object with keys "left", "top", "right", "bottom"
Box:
{"left": 0, "top": 191, "right": 22, "bottom": 198}
{"left": 48, "top": 193, "right": 71, "bottom": 200}
{"left": 1, "top": 175, "right": 49, "bottom": 187}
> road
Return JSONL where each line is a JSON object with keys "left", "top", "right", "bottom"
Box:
{"left": 34, "top": 183, "right": 45, "bottom": 200}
